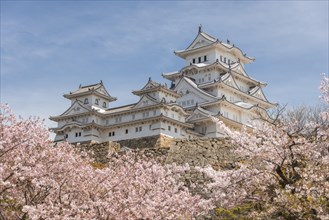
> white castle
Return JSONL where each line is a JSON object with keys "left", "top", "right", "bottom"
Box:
{"left": 50, "top": 26, "right": 275, "bottom": 143}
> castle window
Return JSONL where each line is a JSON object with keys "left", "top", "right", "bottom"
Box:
{"left": 149, "top": 125, "right": 152, "bottom": 130}
{"left": 95, "top": 99, "right": 99, "bottom": 105}
{"left": 224, "top": 57, "right": 227, "bottom": 63}
{"left": 112, "top": 131, "right": 115, "bottom": 136}
{"left": 142, "top": 112, "right": 149, "bottom": 118}
{"left": 192, "top": 58, "right": 196, "bottom": 64}
{"left": 109, "top": 132, "right": 111, "bottom": 137}
{"left": 132, "top": 114, "right": 135, "bottom": 120}
{"left": 135, "top": 127, "right": 138, "bottom": 132}
{"left": 220, "top": 55, "right": 223, "bottom": 62}
{"left": 139, "top": 126, "right": 142, "bottom": 132}
{"left": 115, "top": 117, "right": 122, "bottom": 123}
{"left": 204, "top": 56, "right": 207, "bottom": 62}
{"left": 198, "top": 57, "right": 201, "bottom": 63}
{"left": 65, "top": 134, "right": 68, "bottom": 139}
{"left": 153, "top": 110, "right": 156, "bottom": 116}
{"left": 168, "top": 126, "right": 171, "bottom": 131}
{"left": 126, "top": 129, "right": 128, "bottom": 134}
{"left": 175, "top": 128, "right": 178, "bottom": 133}
{"left": 103, "top": 102, "right": 106, "bottom": 108}
{"left": 228, "top": 59, "right": 231, "bottom": 65}
{"left": 84, "top": 98, "right": 89, "bottom": 104}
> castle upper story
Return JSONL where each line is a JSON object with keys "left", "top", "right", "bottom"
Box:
{"left": 50, "top": 26, "right": 276, "bottom": 144}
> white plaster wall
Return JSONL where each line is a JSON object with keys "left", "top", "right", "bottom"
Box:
{"left": 185, "top": 50, "right": 214, "bottom": 66}
{"left": 61, "top": 127, "right": 101, "bottom": 143}
{"left": 152, "top": 91, "right": 177, "bottom": 103}
{"left": 214, "top": 49, "right": 238, "bottom": 65}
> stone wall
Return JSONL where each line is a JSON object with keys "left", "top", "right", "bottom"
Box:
{"left": 166, "top": 138, "right": 237, "bottom": 170}
{"left": 79, "top": 136, "right": 237, "bottom": 169}
{"left": 76, "top": 141, "right": 120, "bottom": 164}
{"left": 117, "top": 134, "right": 173, "bottom": 149}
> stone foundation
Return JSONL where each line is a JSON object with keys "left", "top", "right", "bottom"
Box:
{"left": 117, "top": 134, "right": 173, "bottom": 149}
{"left": 166, "top": 138, "right": 237, "bottom": 170}
{"left": 78, "top": 136, "right": 237, "bottom": 169}
{"left": 75, "top": 141, "right": 120, "bottom": 164}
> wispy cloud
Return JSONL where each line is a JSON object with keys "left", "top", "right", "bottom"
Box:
{"left": 1, "top": 0, "right": 328, "bottom": 130}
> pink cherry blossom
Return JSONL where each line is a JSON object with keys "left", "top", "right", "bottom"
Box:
{"left": 202, "top": 75, "right": 329, "bottom": 219}
{"left": 0, "top": 104, "right": 212, "bottom": 219}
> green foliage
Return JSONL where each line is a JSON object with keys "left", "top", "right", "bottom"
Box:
{"left": 215, "top": 203, "right": 257, "bottom": 220}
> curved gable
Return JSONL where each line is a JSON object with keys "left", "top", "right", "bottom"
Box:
{"left": 174, "top": 77, "right": 218, "bottom": 106}
{"left": 60, "top": 100, "right": 91, "bottom": 116}
{"left": 133, "top": 95, "right": 160, "bottom": 109}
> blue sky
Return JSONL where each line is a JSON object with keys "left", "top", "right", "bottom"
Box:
{"left": 1, "top": 1, "right": 328, "bottom": 130}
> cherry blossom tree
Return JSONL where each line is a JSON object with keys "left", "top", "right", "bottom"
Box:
{"left": 204, "top": 75, "right": 329, "bottom": 219}
{"left": 0, "top": 104, "right": 212, "bottom": 220}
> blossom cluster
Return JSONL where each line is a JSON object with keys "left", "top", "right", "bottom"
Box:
{"left": 203, "top": 75, "right": 329, "bottom": 219}
{"left": 0, "top": 104, "right": 212, "bottom": 219}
